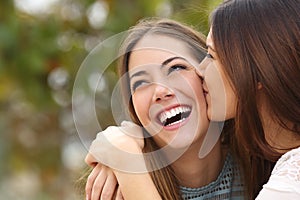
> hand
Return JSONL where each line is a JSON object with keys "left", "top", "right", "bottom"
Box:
{"left": 85, "top": 121, "right": 147, "bottom": 173}
{"left": 85, "top": 121, "right": 161, "bottom": 200}
{"left": 85, "top": 164, "right": 124, "bottom": 200}
{"left": 99, "top": 120, "right": 144, "bottom": 152}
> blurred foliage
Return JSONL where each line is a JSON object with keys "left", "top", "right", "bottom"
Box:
{"left": 0, "top": 0, "right": 221, "bottom": 199}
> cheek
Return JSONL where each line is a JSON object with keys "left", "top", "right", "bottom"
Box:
{"left": 218, "top": 68, "right": 237, "bottom": 118}
{"left": 224, "top": 84, "right": 237, "bottom": 118}
{"left": 180, "top": 73, "right": 207, "bottom": 115}
{"left": 206, "top": 64, "right": 237, "bottom": 120}
{"left": 206, "top": 65, "right": 225, "bottom": 96}
{"left": 132, "top": 91, "right": 151, "bottom": 125}
{"left": 174, "top": 72, "right": 204, "bottom": 98}
{"left": 187, "top": 76, "right": 206, "bottom": 103}
{"left": 205, "top": 64, "right": 228, "bottom": 120}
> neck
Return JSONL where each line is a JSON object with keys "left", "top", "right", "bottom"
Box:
{"left": 170, "top": 132, "right": 225, "bottom": 188}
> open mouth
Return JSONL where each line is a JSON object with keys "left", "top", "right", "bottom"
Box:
{"left": 157, "top": 106, "right": 192, "bottom": 127}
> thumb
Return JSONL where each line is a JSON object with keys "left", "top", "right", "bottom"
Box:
{"left": 120, "top": 121, "right": 143, "bottom": 139}
{"left": 120, "top": 121, "right": 144, "bottom": 148}
{"left": 120, "top": 120, "right": 138, "bottom": 127}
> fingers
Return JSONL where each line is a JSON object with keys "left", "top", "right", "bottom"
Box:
{"left": 119, "top": 121, "right": 144, "bottom": 148}
{"left": 120, "top": 120, "right": 138, "bottom": 127}
{"left": 91, "top": 166, "right": 109, "bottom": 200}
{"left": 87, "top": 123, "right": 146, "bottom": 173}
{"left": 86, "top": 164, "right": 102, "bottom": 200}
{"left": 100, "top": 168, "right": 117, "bottom": 200}
{"left": 86, "top": 164, "right": 119, "bottom": 200}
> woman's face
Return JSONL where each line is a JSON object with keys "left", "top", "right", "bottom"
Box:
{"left": 127, "top": 34, "right": 209, "bottom": 148}
{"left": 197, "top": 29, "right": 237, "bottom": 121}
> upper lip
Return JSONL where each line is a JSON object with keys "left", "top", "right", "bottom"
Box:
{"left": 156, "top": 104, "right": 192, "bottom": 125}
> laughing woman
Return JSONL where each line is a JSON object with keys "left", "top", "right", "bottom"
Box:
{"left": 85, "top": 18, "right": 244, "bottom": 200}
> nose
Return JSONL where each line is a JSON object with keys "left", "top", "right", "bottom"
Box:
{"left": 152, "top": 83, "right": 174, "bottom": 102}
{"left": 196, "top": 57, "right": 209, "bottom": 78}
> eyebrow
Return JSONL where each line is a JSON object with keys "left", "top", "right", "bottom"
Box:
{"left": 129, "top": 70, "right": 148, "bottom": 79}
{"left": 162, "top": 56, "right": 187, "bottom": 66}
{"left": 129, "top": 56, "right": 187, "bottom": 79}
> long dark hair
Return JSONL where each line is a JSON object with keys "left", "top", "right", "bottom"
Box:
{"left": 210, "top": 0, "right": 300, "bottom": 198}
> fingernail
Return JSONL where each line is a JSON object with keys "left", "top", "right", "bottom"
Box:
{"left": 86, "top": 194, "right": 89, "bottom": 200}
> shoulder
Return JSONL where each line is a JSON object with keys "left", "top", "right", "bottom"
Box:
{"left": 271, "top": 146, "right": 300, "bottom": 182}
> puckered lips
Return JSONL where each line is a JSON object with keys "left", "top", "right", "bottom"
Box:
{"left": 156, "top": 105, "right": 192, "bottom": 130}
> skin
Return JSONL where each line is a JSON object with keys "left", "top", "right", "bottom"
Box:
{"left": 197, "top": 29, "right": 237, "bottom": 122}
{"left": 129, "top": 34, "right": 209, "bottom": 149}
{"left": 85, "top": 34, "right": 224, "bottom": 200}
{"left": 199, "top": 29, "right": 299, "bottom": 152}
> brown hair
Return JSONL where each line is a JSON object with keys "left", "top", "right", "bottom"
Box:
{"left": 117, "top": 18, "right": 207, "bottom": 200}
{"left": 210, "top": 0, "right": 300, "bottom": 198}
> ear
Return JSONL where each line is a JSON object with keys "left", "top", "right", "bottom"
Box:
{"left": 257, "top": 82, "right": 263, "bottom": 90}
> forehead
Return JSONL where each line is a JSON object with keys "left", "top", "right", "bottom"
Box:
{"left": 128, "top": 34, "right": 197, "bottom": 70}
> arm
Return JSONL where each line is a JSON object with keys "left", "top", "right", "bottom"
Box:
{"left": 114, "top": 170, "right": 162, "bottom": 200}
{"left": 85, "top": 121, "right": 162, "bottom": 200}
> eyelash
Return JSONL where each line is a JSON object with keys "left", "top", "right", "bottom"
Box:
{"left": 168, "top": 64, "right": 188, "bottom": 74}
{"left": 206, "top": 53, "right": 214, "bottom": 59}
{"left": 131, "top": 80, "right": 148, "bottom": 92}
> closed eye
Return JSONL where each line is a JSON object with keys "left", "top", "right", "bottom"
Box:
{"left": 206, "top": 53, "right": 214, "bottom": 59}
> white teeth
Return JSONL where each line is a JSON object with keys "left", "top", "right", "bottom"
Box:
{"left": 158, "top": 106, "right": 191, "bottom": 125}
{"left": 171, "top": 109, "right": 176, "bottom": 116}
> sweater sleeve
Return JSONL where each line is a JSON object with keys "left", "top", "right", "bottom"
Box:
{"left": 256, "top": 147, "right": 300, "bottom": 200}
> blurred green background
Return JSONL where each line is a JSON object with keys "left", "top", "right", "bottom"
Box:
{"left": 0, "top": 0, "right": 221, "bottom": 199}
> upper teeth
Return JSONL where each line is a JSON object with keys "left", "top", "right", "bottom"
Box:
{"left": 158, "top": 106, "right": 191, "bottom": 124}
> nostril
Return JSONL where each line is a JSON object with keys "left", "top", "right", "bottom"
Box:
{"left": 155, "top": 94, "right": 172, "bottom": 102}
{"left": 154, "top": 92, "right": 174, "bottom": 102}
{"left": 153, "top": 83, "right": 174, "bottom": 102}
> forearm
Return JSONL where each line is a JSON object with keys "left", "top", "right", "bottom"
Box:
{"left": 85, "top": 121, "right": 162, "bottom": 199}
{"left": 114, "top": 170, "right": 162, "bottom": 200}
{"left": 110, "top": 146, "right": 162, "bottom": 199}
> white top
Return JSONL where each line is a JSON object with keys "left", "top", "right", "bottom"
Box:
{"left": 256, "top": 147, "right": 300, "bottom": 200}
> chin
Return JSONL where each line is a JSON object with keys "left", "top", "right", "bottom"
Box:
{"left": 168, "top": 133, "right": 197, "bottom": 149}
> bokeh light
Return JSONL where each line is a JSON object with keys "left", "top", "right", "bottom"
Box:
{"left": 1, "top": 0, "right": 220, "bottom": 199}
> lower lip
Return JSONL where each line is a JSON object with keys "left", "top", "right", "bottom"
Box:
{"left": 162, "top": 114, "right": 191, "bottom": 131}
